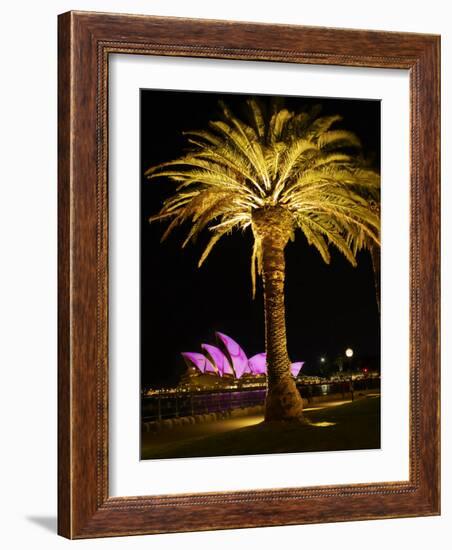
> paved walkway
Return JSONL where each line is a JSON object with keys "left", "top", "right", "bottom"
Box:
{"left": 141, "top": 392, "right": 379, "bottom": 457}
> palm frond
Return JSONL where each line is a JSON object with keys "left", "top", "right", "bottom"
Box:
{"left": 145, "top": 99, "right": 380, "bottom": 295}
{"left": 317, "top": 130, "right": 362, "bottom": 150}
{"left": 308, "top": 114, "right": 343, "bottom": 137}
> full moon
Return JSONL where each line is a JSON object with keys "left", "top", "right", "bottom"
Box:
{"left": 345, "top": 348, "right": 354, "bottom": 358}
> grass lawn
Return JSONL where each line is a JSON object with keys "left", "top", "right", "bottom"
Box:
{"left": 142, "top": 394, "right": 380, "bottom": 460}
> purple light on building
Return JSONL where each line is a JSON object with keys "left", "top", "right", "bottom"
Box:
{"left": 290, "top": 361, "right": 304, "bottom": 377}
{"left": 182, "top": 333, "right": 304, "bottom": 380}
{"left": 242, "top": 362, "right": 252, "bottom": 375}
{"left": 201, "top": 344, "right": 233, "bottom": 377}
{"left": 181, "top": 352, "right": 216, "bottom": 374}
{"left": 215, "top": 332, "right": 248, "bottom": 378}
{"left": 248, "top": 353, "right": 304, "bottom": 377}
{"left": 248, "top": 353, "right": 267, "bottom": 375}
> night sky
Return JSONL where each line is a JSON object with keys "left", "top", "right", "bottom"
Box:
{"left": 140, "top": 90, "right": 381, "bottom": 388}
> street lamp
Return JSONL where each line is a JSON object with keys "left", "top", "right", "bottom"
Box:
{"left": 344, "top": 348, "right": 355, "bottom": 379}
{"left": 319, "top": 356, "right": 327, "bottom": 377}
{"left": 344, "top": 348, "right": 355, "bottom": 399}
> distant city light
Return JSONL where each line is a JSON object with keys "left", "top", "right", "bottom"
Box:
{"left": 345, "top": 348, "right": 354, "bottom": 358}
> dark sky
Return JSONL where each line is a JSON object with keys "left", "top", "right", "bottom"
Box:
{"left": 140, "top": 90, "right": 381, "bottom": 388}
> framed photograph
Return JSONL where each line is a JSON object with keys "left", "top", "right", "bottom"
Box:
{"left": 58, "top": 11, "right": 440, "bottom": 538}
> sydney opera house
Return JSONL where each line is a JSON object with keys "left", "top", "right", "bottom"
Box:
{"left": 181, "top": 332, "right": 304, "bottom": 382}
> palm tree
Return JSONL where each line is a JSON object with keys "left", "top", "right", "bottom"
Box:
{"left": 145, "top": 100, "right": 380, "bottom": 422}
{"left": 345, "top": 192, "right": 381, "bottom": 311}
{"left": 369, "top": 236, "right": 381, "bottom": 311}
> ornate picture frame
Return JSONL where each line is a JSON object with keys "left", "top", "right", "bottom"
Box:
{"left": 58, "top": 11, "right": 440, "bottom": 538}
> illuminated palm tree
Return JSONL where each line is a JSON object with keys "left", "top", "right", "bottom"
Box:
{"left": 369, "top": 237, "right": 381, "bottom": 311}
{"left": 145, "top": 100, "right": 380, "bottom": 422}
{"left": 345, "top": 191, "right": 381, "bottom": 310}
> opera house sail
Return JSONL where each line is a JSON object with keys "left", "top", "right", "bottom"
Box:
{"left": 181, "top": 333, "right": 304, "bottom": 380}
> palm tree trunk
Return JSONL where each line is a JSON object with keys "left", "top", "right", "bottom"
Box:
{"left": 261, "top": 236, "right": 304, "bottom": 422}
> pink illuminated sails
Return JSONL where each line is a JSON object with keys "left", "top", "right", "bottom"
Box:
{"left": 201, "top": 344, "right": 234, "bottom": 377}
{"left": 181, "top": 333, "right": 304, "bottom": 379}
{"left": 290, "top": 362, "right": 305, "bottom": 377}
{"left": 181, "top": 352, "right": 216, "bottom": 374}
{"left": 215, "top": 332, "right": 248, "bottom": 378}
{"left": 248, "top": 353, "right": 267, "bottom": 375}
{"left": 248, "top": 354, "right": 304, "bottom": 376}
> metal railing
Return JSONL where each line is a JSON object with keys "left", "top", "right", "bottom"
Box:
{"left": 141, "top": 377, "right": 380, "bottom": 422}
{"left": 142, "top": 389, "right": 266, "bottom": 422}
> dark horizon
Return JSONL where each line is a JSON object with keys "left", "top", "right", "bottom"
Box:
{"left": 140, "top": 89, "right": 381, "bottom": 388}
